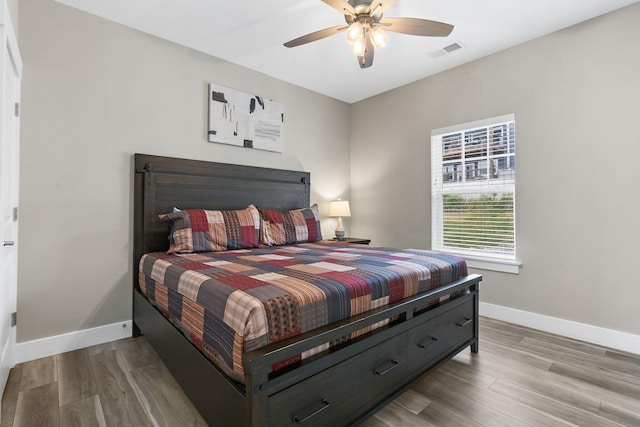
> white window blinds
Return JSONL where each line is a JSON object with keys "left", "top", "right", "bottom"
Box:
{"left": 431, "top": 114, "right": 516, "bottom": 260}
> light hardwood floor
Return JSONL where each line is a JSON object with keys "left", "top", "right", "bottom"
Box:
{"left": 2, "top": 317, "right": 639, "bottom": 426}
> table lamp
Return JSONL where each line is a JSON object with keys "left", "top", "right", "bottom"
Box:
{"left": 329, "top": 200, "right": 351, "bottom": 240}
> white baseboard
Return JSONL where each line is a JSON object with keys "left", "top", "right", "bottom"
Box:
{"left": 15, "top": 320, "right": 133, "bottom": 364}
{"left": 480, "top": 302, "right": 640, "bottom": 355}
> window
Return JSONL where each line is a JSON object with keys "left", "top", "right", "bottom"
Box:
{"left": 431, "top": 114, "right": 518, "bottom": 273}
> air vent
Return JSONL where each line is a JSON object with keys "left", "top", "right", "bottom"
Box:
{"left": 430, "top": 41, "right": 464, "bottom": 59}
{"left": 443, "top": 42, "right": 463, "bottom": 53}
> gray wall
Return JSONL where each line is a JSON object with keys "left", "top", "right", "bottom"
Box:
{"left": 17, "top": 0, "right": 350, "bottom": 342}
{"left": 350, "top": 3, "right": 640, "bottom": 335}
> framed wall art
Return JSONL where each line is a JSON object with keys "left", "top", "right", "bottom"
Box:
{"left": 208, "top": 83, "right": 284, "bottom": 152}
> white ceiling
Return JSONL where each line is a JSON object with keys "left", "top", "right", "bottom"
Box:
{"left": 55, "top": 0, "right": 638, "bottom": 103}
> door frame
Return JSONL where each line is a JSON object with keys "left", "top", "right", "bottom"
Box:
{"left": 0, "top": 0, "right": 22, "bottom": 409}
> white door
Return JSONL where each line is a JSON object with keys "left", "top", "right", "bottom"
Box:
{"left": 0, "top": 4, "right": 21, "bottom": 410}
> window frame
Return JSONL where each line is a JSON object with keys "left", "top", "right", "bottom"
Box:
{"left": 431, "top": 114, "right": 521, "bottom": 274}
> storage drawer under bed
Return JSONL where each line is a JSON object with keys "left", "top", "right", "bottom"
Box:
{"left": 406, "top": 297, "right": 475, "bottom": 372}
{"left": 267, "top": 333, "right": 407, "bottom": 426}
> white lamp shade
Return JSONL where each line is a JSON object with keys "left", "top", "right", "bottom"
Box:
{"left": 349, "top": 38, "right": 366, "bottom": 57}
{"left": 329, "top": 200, "right": 351, "bottom": 217}
{"left": 370, "top": 27, "right": 389, "bottom": 50}
{"left": 345, "top": 22, "right": 364, "bottom": 45}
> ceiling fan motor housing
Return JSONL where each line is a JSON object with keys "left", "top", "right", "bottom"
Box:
{"left": 346, "top": 0, "right": 384, "bottom": 22}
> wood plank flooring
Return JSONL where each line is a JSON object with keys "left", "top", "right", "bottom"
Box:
{"left": 1, "top": 337, "right": 206, "bottom": 427}
{"left": 2, "top": 317, "right": 639, "bottom": 426}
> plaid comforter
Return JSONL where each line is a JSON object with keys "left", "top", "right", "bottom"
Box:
{"left": 138, "top": 241, "right": 467, "bottom": 383}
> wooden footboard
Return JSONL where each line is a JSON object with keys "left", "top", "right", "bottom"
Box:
{"left": 247, "top": 279, "right": 480, "bottom": 426}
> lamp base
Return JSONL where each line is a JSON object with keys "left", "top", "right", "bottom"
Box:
{"left": 334, "top": 216, "right": 346, "bottom": 240}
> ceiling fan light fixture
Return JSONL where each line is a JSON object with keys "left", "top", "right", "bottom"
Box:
{"left": 370, "top": 26, "right": 389, "bottom": 50}
{"left": 349, "top": 36, "right": 367, "bottom": 56}
{"left": 345, "top": 21, "right": 364, "bottom": 45}
{"left": 283, "top": 0, "right": 455, "bottom": 69}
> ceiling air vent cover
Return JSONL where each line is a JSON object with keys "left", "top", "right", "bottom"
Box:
{"left": 430, "top": 41, "right": 464, "bottom": 59}
{"left": 443, "top": 42, "right": 463, "bottom": 53}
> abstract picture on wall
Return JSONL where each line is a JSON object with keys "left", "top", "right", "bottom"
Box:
{"left": 208, "top": 83, "right": 284, "bottom": 152}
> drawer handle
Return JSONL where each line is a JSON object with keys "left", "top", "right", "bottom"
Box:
{"left": 3, "top": 241, "right": 15, "bottom": 246}
{"left": 456, "top": 317, "right": 472, "bottom": 327}
{"left": 374, "top": 360, "right": 399, "bottom": 376}
{"left": 293, "top": 399, "right": 330, "bottom": 424}
{"left": 418, "top": 336, "right": 438, "bottom": 349}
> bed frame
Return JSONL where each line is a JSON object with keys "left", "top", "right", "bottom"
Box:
{"left": 133, "top": 153, "right": 481, "bottom": 426}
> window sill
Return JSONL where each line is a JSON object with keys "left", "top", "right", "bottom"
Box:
{"left": 464, "top": 256, "right": 521, "bottom": 274}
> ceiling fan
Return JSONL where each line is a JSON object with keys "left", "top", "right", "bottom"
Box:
{"left": 283, "top": 0, "right": 454, "bottom": 69}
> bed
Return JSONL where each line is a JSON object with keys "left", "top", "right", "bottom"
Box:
{"left": 133, "top": 153, "right": 481, "bottom": 426}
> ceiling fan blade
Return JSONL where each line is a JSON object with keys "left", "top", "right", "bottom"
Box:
{"left": 322, "top": 0, "right": 357, "bottom": 17}
{"left": 283, "top": 25, "right": 348, "bottom": 48}
{"left": 368, "top": 0, "right": 398, "bottom": 16}
{"left": 358, "top": 32, "right": 375, "bottom": 68}
{"left": 381, "top": 17, "right": 453, "bottom": 37}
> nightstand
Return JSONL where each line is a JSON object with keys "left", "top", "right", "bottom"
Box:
{"left": 329, "top": 237, "right": 371, "bottom": 245}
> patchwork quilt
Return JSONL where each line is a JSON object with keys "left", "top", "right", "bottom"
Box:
{"left": 138, "top": 241, "right": 467, "bottom": 383}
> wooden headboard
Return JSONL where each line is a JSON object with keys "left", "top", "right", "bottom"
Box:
{"left": 133, "top": 154, "right": 311, "bottom": 288}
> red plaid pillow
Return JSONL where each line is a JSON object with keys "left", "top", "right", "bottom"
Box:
{"left": 259, "top": 204, "right": 322, "bottom": 246}
{"left": 161, "top": 205, "right": 260, "bottom": 253}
